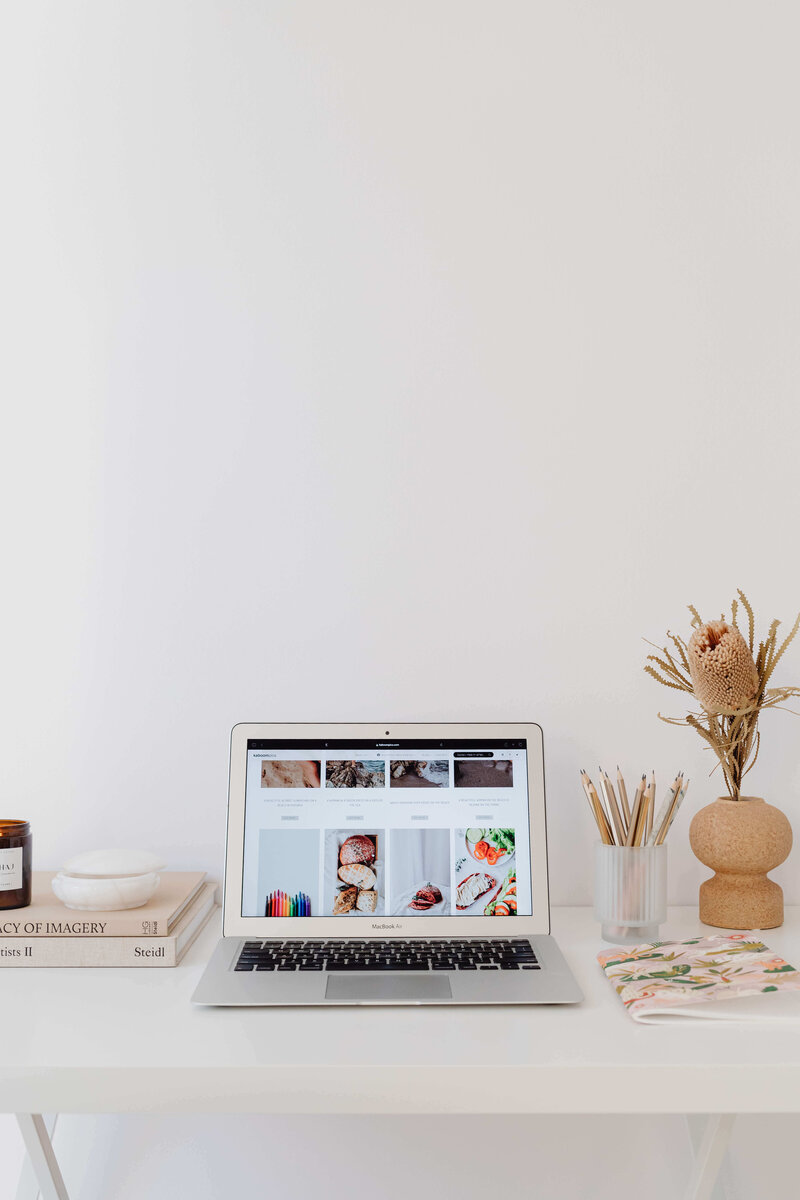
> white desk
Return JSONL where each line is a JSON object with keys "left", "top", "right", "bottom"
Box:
{"left": 4, "top": 906, "right": 799, "bottom": 1200}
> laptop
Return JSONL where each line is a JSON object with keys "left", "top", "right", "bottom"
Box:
{"left": 192, "top": 723, "right": 583, "bottom": 1006}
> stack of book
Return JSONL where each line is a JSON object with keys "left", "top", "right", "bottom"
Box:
{"left": 0, "top": 872, "right": 217, "bottom": 967}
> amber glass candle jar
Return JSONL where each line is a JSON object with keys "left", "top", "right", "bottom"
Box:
{"left": 0, "top": 820, "right": 32, "bottom": 909}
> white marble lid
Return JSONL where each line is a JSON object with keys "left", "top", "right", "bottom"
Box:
{"left": 61, "top": 849, "right": 165, "bottom": 878}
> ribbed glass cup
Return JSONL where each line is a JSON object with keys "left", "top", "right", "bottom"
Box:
{"left": 594, "top": 843, "right": 667, "bottom": 944}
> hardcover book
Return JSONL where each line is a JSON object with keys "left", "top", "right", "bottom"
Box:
{"left": 598, "top": 934, "right": 800, "bottom": 1023}
{"left": 0, "top": 871, "right": 206, "bottom": 937}
{"left": 0, "top": 882, "right": 218, "bottom": 967}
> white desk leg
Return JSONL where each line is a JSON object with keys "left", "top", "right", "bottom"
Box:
{"left": 16, "top": 1114, "right": 58, "bottom": 1200}
{"left": 14, "top": 1115, "right": 70, "bottom": 1200}
{"left": 684, "top": 1114, "right": 736, "bottom": 1200}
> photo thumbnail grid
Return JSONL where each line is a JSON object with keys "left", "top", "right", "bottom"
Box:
{"left": 251, "top": 826, "right": 522, "bottom": 917}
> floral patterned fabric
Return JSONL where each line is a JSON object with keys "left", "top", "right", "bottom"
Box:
{"left": 598, "top": 935, "right": 800, "bottom": 1023}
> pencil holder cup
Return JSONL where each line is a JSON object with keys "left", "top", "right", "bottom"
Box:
{"left": 594, "top": 843, "right": 667, "bottom": 944}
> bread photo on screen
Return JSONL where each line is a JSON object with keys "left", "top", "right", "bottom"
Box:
{"left": 338, "top": 863, "right": 377, "bottom": 889}
{"left": 355, "top": 889, "right": 378, "bottom": 913}
{"left": 339, "top": 834, "right": 376, "bottom": 866}
{"left": 329, "top": 831, "right": 382, "bottom": 915}
{"left": 333, "top": 885, "right": 358, "bottom": 914}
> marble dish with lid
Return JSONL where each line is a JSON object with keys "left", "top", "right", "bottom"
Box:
{"left": 51, "top": 850, "right": 164, "bottom": 911}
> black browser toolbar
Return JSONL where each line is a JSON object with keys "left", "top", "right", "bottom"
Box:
{"left": 247, "top": 739, "right": 527, "bottom": 751}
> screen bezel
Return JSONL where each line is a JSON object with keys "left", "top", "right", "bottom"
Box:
{"left": 222, "top": 722, "right": 550, "bottom": 938}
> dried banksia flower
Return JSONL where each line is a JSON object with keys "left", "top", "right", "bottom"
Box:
{"left": 645, "top": 592, "right": 800, "bottom": 798}
{"left": 687, "top": 620, "right": 758, "bottom": 714}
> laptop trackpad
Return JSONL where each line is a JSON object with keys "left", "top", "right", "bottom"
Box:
{"left": 326, "top": 976, "right": 451, "bottom": 1002}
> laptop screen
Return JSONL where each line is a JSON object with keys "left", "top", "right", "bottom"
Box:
{"left": 240, "top": 738, "right": 532, "bottom": 919}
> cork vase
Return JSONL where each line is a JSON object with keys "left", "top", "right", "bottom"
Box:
{"left": 689, "top": 797, "right": 792, "bottom": 929}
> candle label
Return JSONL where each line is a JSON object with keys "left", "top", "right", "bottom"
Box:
{"left": 0, "top": 848, "right": 22, "bottom": 890}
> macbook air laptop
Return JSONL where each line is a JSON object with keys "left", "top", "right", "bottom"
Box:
{"left": 192, "top": 723, "right": 583, "bottom": 1006}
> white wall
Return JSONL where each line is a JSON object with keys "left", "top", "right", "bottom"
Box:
{"left": 2, "top": 3, "right": 800, "bottom": 1195}
{"left": 4, "top": 1, "right": 800, "bottom": 904}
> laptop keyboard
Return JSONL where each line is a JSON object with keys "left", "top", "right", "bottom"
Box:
{"left": 234, "top": 938, "right": 540, "bottom": 972}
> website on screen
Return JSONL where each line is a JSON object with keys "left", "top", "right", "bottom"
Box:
{"left": 241, "top": 739, "right": 532, "bottom": 919}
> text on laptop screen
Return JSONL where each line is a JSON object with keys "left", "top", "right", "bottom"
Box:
{"left": 241, "top": 739, "right": 532, "bottom": 918}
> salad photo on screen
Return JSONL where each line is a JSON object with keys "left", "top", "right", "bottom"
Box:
{"left": 483, "top": 867, "right": 517, "bottom": 916}
{"left": 455, "top": 829, "right": 516, "bottom": 914}
{"left": 464, "top": 828, "right": 515, "bottom": 867}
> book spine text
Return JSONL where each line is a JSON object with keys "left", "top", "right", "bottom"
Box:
{"left": 0, "top": 937, "right": 179, "bottom": 966}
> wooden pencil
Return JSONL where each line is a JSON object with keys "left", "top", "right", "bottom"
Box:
{"left": 646, "top": 772, "right": 682, "bottom": 846}
{"left": 654, "top": 780, "right": 681, "bottom": 846}
{"left": 600, "top": 769, "right": 626, "bottom": 845}
{"left": 624, "top": 774, "right": 645, "bottom": 846}
{"left": 623, "top": 777, "right": 638, "bottom": 847}
{"left": 579, "top": 770, "right": 600, "bottom": 832}
{"left": 586, "top": 771, "right": 615, "bottom": 844}
{"left": 638, "top": 776, "right": 653, "bottom": 846}
{"left": 616, "top": 767, "right": 631, "bottom": 826}
{"left": 645, "top": 771, "right": 655, "bottom": 842}
{"left": 632, "top": 778, "right": 649, "bottom": 847}
{"left": 656, "top": 778, "right": 690, "bottom": 845}
{"left": 604, "top": 769, "right": 629, "bottom": 841}
{"left": 631, "top": 800, "right": 644, "bottom": 847}
{"left": 581, "top": 770, "right": 614, "bottom": 844}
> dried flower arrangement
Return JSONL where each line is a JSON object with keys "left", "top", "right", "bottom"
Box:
{"left": 645, "top": 591, "right": 800, "bottom": 800}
